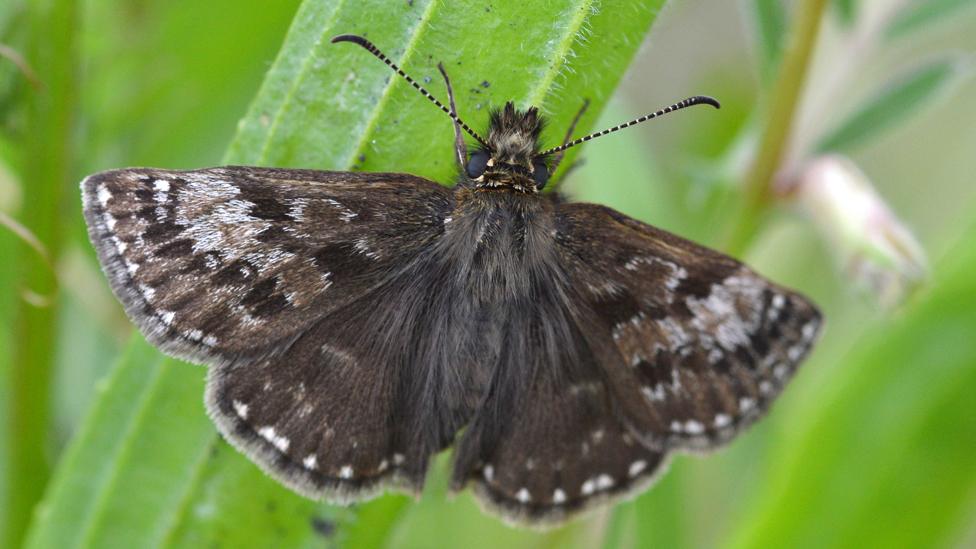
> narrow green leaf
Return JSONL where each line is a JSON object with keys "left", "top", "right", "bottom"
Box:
{"left": 815, "top": 59, "right": 958, "bottom": 152}
{"left": 886, "top": 0, "right": 976, "bottom": 40}
{"left": 749, "top": 0, "right": 788, "bottom": 83}
{"left": 6, "top": 0, "right": 79, "bottom": 545}
{"left": 729, "top": 213, "right": 976, "bottom": 548}
{"left": 162, "top": 443, "right": 350, "bottom": 548}
{"left": 832, "top": 0, "right": 857, "bottom": 26}
{"left": 227, "top": 0, "right": 668, "bottom": 184}
{"left": 30, "top": 0, "right": 669, "bottom": 546}
{"left": 338, "top": 494, "right": 412, "bottom": 549}
{"left": 25, "top": 337, "right": 166, "bottom": 548}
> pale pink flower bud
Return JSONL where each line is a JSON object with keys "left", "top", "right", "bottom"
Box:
{"left": 793, "top": 155, "right": 927, "bottom": 306}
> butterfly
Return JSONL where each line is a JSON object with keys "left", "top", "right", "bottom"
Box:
{"left": 80, "top": 34, "right": 822, "bottom": 525}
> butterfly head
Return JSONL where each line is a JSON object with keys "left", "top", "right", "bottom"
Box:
{"left": 466, "top": 102, "right": 550, "bottom": 193}
{"left": 331, "top": 34, "right": 720, "bottom": 195}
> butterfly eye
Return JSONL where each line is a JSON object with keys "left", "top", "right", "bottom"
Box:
{"left": 532, "top": 159, "right": 549, "bottom": 189}
{"left": 466, "top": 151, "right": 490, "bottom": 178}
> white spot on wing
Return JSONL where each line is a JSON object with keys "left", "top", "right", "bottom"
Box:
{"left": 553, "top": 488, "right": 567, "bottom": 504}
{"left": 642, "top": 384, "right": 667, "bottom": 402}
{"left": 483, "top": 464, "right": 494, "bottom": 481}
{"left": 111, "top": 236, "right": 126, "bottom": 254}
{"left": 802, "top": 321, "right": 818, "bottom": 340}
{"left": 138, "top": 284, "right": 155, "bottom": 301}
{"left": 353, "top": 237, "right": 379, "bottom": 259}
{"left": 657, "top": 317, "right": 692, "bottom": 348}
{"left": 323, "top": 198, "right": 357, "bottom": 222}
{"left": 286, "top": 197, "right": 309, "bottom": 222}
{"left": 670, "top": 420, "right": 705, "bottom": 435}
{"left": 154, "top": 179, "right": 170, "bottom": 192}
{"left": 159, "top": 310, "right": 175, "bottom": 325}
{"left": 739, "top": 397, "right": 756, "bottom": 412}
{"left": 257, "top": 426, "right": 290, "bottom": 452}
{"left": 232, "top": 400, "right": 249, "bottom": 419}
{"left": 96, "top": 184, "right": 112, "bottom": 206}
{"left": 303, "top": 454, "right": 318, "bottom": 470}
{"left": 788, "top": 345, "right": 804, "bottom": 361}
{"left": 591, "top": 429, "right": 605, "bottom": 443}
{"left": 340, "top": 465, "right": 353, "bottom": 479}
{"left": 581, "top": 479, "right": 596, "bottom": 496}
{"left": 628, "top": 460, "right": 647, "bottom": 478}
{"left": 686, "top": 274, "right": 764, "bottom": 350}
{"left": 715, "top": 413, "right": 732, "bottom": 428}
{"left": 516, "top": 488, "right": 531, "bottom": 503}
{"left": 595, "top": 474, "right": 614, "bottom": 490}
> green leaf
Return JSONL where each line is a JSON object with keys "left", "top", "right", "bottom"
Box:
{"left": 24, "top": 338, "right": 201, "bottom": 548}
{"left": 728, "top": 214, "right": 976, "bottom": 548}
{"left": 886, "top": 0, "right": 976, "bottom": 40}
{"left": 29, "top": 0, "right": 668, "bottom": 546}
{"left": 5, "top": 0, "right": 79, "bottom": 545}
{"left": 815, "top": 58, "right": 959, "bottom": 152}
{"left": 227, "top": 0, "right": 668, "bottom": 183}
{"left": 749, "top": 0, "right": 787, "bottom": 84}
{"left": 832, "top": 0, "right": 857, "bottom": 26}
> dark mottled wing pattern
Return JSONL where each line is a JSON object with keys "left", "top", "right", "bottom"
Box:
{"left": 450, "top": 301, "right": 668, "bottom": 524}
{"left": 556, "top": 203, "right": 822, "bottom": 452}
{"left": 82, "top": 166, "right": 455, "bottom": 498}
{"left": 446, "top": 197, "right": 668, "bottom": 524}
{"left": 81, "top": 167, "right": 451, "bottom": 365}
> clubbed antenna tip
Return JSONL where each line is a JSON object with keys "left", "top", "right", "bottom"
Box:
{"left": 540, "top": 95, "right": 721, "bottom": 156}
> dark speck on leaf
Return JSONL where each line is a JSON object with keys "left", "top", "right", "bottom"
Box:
{"left": 423, "top": 76, "right": 432, "bottom": 84}
{"left": 311, "top": 517, "right": 336, "bottom": 538}
{"left": 481, "top": 80, "right": 491, "bottom": 88}
{"left": 358, "top": 154, "right": 366, "bottom": 163}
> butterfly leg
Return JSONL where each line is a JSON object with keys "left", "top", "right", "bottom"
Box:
{"left": 548, "top": 99, "right": 590, "bottom": 175}
{"left": 438, "top": 62, "right": 468, "bottom": 170}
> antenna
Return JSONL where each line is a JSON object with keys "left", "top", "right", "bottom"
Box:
{"left": 331, "top": 34, "right": 489, "bottom": 148}
{"left": 539, "top": 95, "right": 720, "bottom": 156}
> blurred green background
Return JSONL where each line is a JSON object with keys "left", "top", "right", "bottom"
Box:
{"left": 2, "top": 0, "right": 975, "bottom": 547}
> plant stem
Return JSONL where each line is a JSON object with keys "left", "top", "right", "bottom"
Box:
{"left": 5, "top": 0, "right": 78, "bottom": 546}
{"left": 723, "top": 0, "right": 830, "bottom": 255}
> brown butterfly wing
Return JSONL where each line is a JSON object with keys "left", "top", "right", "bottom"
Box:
{"left": 82, "top": 166, "right": 453, "bottom": 366}
{"left": 555, "top": 202, "right": 822, "bottom": 452}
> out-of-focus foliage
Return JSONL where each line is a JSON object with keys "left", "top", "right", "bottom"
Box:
{"left": 815, "top": 58, "right": 963, "bottom": 152}
{"left": 2, "top": 0, "right": 975, "bottom": 547}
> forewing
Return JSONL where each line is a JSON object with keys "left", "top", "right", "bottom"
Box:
{"left": 81, "top": 166, "right": 452, "bottom": 365}
{"left": 556, "top": 203, "right": 822, "bottom": 451}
